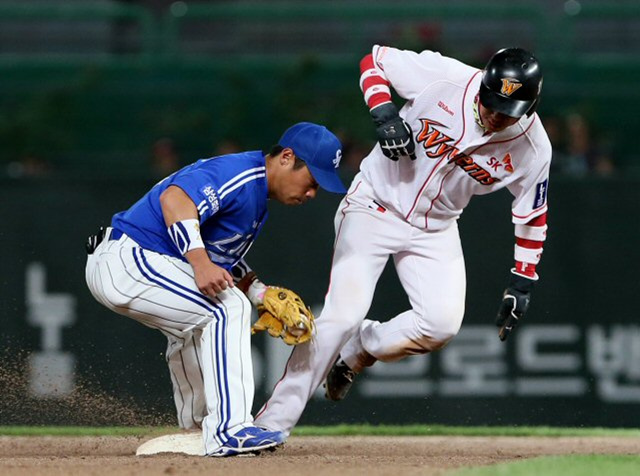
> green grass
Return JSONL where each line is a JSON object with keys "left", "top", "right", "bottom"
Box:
{"left": 449, "top": 455, "right": 640, "bottom": 476}
{"left": 1, "top": 424, "right": 639, "bottom": 437}
{"left": 292, "top": 424, "right": 640, "bottom": 437}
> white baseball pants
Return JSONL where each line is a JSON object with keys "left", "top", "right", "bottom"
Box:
{"left": 85, "top": 229, "right": 255, "bottom": 454}
{"left": 255, "top": 179, "right": 466, "bottom": 434}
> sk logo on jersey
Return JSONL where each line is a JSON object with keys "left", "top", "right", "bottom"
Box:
{"left": 487, "top": 154, "right": 514, "bottom": 173}
{"left": 500, "top": 78, "right": 523, "bottom": 96}
{"left": 487, "top": 157, "right": 501, "bottom": 172}
{"left": 502, "top": 153, "right": 514, "bottom": 173}
{"left": 416, "top": 118, "right": 500, "bottom": 186}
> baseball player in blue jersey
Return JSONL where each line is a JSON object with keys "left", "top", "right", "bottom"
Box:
{"left": 85, "top": 122, "right": 346, "bottom": 457}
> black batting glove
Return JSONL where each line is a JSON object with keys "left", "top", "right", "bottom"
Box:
{"left": 496, "top": 271, "right": 536, "bottom": 342}
{"left": 370, "top": 103, "right": 416, "bottom": 161}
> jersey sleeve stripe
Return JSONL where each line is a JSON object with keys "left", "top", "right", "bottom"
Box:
{"left": 219, "top": 173, "right": 266, "bottom": 200}
{"left": 218, "top": 166, "right": 266, "bottom": 196}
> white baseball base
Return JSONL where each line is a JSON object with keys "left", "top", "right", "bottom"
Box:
{"left": 136, "top": 433, "right": 205, "bottom": 456}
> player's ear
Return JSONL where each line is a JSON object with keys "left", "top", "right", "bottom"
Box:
{"left": 280, "top": 148, "right": 295, "bottom": 167}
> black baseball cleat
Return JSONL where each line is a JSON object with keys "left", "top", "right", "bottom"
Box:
{"left": 324, "top": 358, "right": 356, "bottom": 401}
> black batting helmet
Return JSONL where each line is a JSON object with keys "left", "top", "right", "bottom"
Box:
{"left": 479, "top": 47, "right": 543, "bottom": 118}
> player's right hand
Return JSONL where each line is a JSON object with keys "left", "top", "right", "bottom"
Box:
{"left": 370, "top": 102, "right": 416, "bottom": 161}
{"left": 495, "top": 271, "right": 535, "bottom": 341}
{"left": 192, "top": 260, "right": 235, "bottom": 296}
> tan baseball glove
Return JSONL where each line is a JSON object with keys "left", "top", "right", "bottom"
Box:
{"left": 252, "top": 287, "right": 315, "bottom": 345}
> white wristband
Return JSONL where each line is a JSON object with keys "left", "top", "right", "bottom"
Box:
{"left": 168, "top": 219, "right": 205, "bottom": 256}
{"left": 514, "top": 244, "right": 543, "bottom": 265}
{"left": 247, "top": 280, "right": 268, "bottom": 307}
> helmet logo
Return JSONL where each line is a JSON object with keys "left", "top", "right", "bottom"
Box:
{"left": 500, "top": 78, "right": 523, "bottom": 96}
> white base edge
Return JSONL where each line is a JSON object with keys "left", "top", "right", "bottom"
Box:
{"left": 136, "top": 433, "right": 205, "bottom": 456}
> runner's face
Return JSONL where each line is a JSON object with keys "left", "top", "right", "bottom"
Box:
{"left": 479, "top": 103, "right": 520, "bottom": 132}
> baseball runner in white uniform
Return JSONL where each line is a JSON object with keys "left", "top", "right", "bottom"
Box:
{"left": 85, "top": 122, "right": 347, "bottom": 456}
{"left": 255, "top": 46, "right": 551, "bottom": 434}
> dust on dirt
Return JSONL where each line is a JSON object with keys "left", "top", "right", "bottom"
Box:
{"left": 1, "top": 351, "right": 639, "bottom": 475}
{"left": 1, "top": 435, "right": 639, "bottom": 476}
{"left": 0, "top": 350, "right": 173, "bottom": 427}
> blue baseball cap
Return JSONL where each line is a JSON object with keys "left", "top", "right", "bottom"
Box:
{"left": 278, "top": 122, "right": 347, "bottom": 194}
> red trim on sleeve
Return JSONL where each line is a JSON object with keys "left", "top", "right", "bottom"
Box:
{"left": 360, "top": 53, "right": 391, "bottom": 110}
{"left": 368, "top": 94, "right": 392, "bottom": 109}
{"left": 515, "top": 261, "right": 537, "bottom": 278}
{"left": 360, "top": 54, "right": 375, "bottom": 72}
{"left": 527, "top": 213, "right": 547, "bottom": 226}
{"left": 516, "top": 237, "right": 544, "bottom": 249}
{"left": 512, "top": 212, "right": 548, "bottom": 278}
{"left": 512, "top": 205, "right": 547, "bottom": 220}
{"left": 361, "top": 75, "right": 388, "bottom": 91}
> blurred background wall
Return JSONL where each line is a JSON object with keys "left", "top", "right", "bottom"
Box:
{"left": 0, "top": 0, "right": 638, "bottom": 427}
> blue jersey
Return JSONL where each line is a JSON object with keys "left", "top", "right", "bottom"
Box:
{"left": 112, "top": 151, "right": 269, "bottom": 270}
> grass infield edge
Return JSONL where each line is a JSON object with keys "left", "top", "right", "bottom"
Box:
{"left": 0, "top": 425, "right": 639, "bottom": 437}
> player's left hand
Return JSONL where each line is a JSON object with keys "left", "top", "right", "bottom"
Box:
{"left": 253, "top": 287, "right": 315, "bottom": 345}
{"left": 495, "top": 272, "right": 536, "bottom": 341}
{"left": 370, "top": 103, "right": 416, "bottom": 161}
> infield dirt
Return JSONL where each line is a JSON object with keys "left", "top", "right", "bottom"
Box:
{"left": 1, "top": 435, "right": 639, "bottom": 475}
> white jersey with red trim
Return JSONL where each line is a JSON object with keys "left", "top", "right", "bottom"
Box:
{"left": 359, "top": 45, "right": 552, "bottom": 231}
{"left": 253, "top": 45, "right": 552, "bottom": 436}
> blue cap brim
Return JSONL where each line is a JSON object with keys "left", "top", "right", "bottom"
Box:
{"left": 306, "top": 163, "right": 347, "bottom": 194}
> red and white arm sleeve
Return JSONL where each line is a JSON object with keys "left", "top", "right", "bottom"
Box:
{"left": 513, "top": 212, "right": 547, "bottom": 280}
{"left": 359, "top": 54, "right": 392, "bottom": 111}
